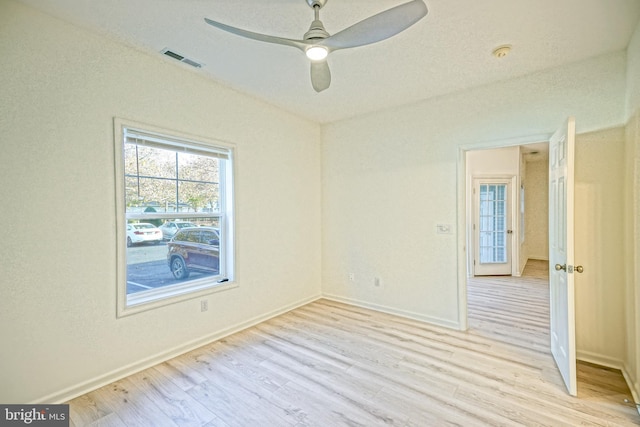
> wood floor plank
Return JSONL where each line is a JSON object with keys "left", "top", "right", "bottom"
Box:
{"left": 85, "top": 377, "right": 180, "bottom": 427}
{"left": 126, "top": 367, "right": 219, "bottom": 426}
{"left": 186, "top": 365, "right": 296, "bottom": 427}
{"left": 67, "top": 393, "right": 115, "bottom": 426}
{"left": 152, "top": 360, "right": 207, "bottom": 392}
{"left": 84, "top": 412, "right": 128, "bottom": 427}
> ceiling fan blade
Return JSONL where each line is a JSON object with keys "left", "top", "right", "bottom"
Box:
{"left": 310, "top": 60, "right": 331, "bottom": 92}
{"left": 320, "top": 0, "right": 427, "bottom": 50}
{"left": 204, "top": 18, "right": 309, "bottom": 52}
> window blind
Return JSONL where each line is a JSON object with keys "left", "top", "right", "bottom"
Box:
{"left": 124, "top": 128, "right": 230, "bottom": 160}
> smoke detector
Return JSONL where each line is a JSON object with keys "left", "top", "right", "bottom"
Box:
{"left": 492, "top": 45, "right": 512, "bottom": 58}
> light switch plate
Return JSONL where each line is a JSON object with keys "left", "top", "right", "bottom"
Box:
{"left": 436, "top": 224, "right": 452, "bottom": 234}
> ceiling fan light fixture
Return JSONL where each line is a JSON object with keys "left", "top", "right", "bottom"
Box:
{"left": 306, "top": 45, "right": 328, "bottom": 61}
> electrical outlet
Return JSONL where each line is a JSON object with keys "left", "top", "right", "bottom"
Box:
{"left": 348, "top": 273, "right": 355, "bottom": 282}
{"left": 200, "top": 300, "right": 208, "bottom": 312}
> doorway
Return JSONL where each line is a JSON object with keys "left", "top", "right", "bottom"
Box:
{"left": 456, "top": 137, "right": 550, "bottom": 330}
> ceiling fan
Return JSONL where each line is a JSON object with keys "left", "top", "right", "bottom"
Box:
{"left": 204, "top": 0, "right": 428, "bottom": 92}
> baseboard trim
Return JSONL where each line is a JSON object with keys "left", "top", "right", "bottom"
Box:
{"left": 621, "top": 364, "right": 640, "bottom": 412}
{"left": 34, "top": 294, "right": 322, "bottom": 404}
{"left": 321, "top": 293, "right": 460, "bottom": 330}
{"left": 576, "top": 350, "right": 624, "bottom": 370}
{"left": 620, "top": 363, "right": 640, "bottom": 414}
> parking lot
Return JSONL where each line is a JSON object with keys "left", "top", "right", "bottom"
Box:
{"left": 126, "top": 243, "right": 213, "bottom": 294}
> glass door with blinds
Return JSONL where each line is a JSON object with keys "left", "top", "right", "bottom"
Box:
{"left": 473, "top": 178, "right": 513, "bottom": 276}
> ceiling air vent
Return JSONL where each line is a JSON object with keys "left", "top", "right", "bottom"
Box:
{"left": 161, "top": 48, "right": 203, "bottom": 68}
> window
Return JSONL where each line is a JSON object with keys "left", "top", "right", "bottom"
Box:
{"left": 115, "top": 119, "right": 235, "bottom": 316}
{"left": 520, "top": 184, "right": 525, "bottom": 243}
{"left": 478, "top": 183, "right": 507, "bottom": 263}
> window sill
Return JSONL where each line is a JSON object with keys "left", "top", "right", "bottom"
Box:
{"left": 117, "top": 279, "right": 237, "bottom": 318}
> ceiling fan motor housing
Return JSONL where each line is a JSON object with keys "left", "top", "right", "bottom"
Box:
{"left": 304, "top": 20, "right": 330, "bottom": 40}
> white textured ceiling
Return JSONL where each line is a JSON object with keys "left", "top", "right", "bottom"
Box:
{"left": 16, "top": 0, "right": 640, "bottom": 123}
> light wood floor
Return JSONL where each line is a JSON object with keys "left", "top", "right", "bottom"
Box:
{"left": 68, "top": 261, "right": 639, "bottom": 426}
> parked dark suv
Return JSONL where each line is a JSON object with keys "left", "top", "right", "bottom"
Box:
{"left": 167, "top": 227, "right": 220, "bottom": 279}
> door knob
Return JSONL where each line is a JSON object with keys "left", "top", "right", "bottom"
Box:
{"left": 575, "top": 265, "right": 584, "bottom": 273}
{"left": 555, "top": 264, "right": 566, "bottom": 271}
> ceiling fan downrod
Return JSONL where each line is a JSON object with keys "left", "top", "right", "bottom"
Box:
{"left": 304, "top": 0, "right": 329, "bottom": 41}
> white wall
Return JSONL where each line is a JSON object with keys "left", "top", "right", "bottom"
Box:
{"left": 626, "top": 21, "right": 640, "bottom": 121}
{"left": 624, "top": 18, "right": 640, "bottom": 403}
{"left": 322, "top": 51, "right": 628, "bottom": 337}
{"left": 574, "top": 127, "right": 626, "bottom": 367}
{"left": 466, "top": 147, "right": 521, "bottom": 176}
{"left": 625, "top": 111, "right": 640, "bottom": 402}
{"left": 523, "top": 159, "right": 549, "bottom": 261}
{"left": 0, "top": 1, "right": 321, "bottom": 403}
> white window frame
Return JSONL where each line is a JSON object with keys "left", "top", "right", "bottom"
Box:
{"left": 114, "top": 118, "right": 236, "bottom": 317}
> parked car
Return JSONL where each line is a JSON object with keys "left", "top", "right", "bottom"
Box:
{"left": 126, "top": 223, "right": 163, "bottom": 247}
{"left": 159, "top": 221, "right": 197, "bottom": 240}
{"left": 167, "top": 227, "right": 220, "bottom": 279}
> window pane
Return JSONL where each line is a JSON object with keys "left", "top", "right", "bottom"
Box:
{"left": 478, "top": 183, "right": 508, "bottom": 264}
{"left": 178, "top": 152, "right": 219, "bottom": 182}
{"left": 136, "top": 145, "right": 176, "bottom": 179}
{"left": 124, "top": 137, "right": 227, "bottom": 297}
{"left": 125, "top": 176, "right": 141, "bottom": 208}
{"left": 179, "top": 182, "right": 219, "bottom": 213}
{"left": 124, "top": 145, "right": 139, "bottom": 176}
{"left": 126, "top": 216, "right": 222, "bottom": 296}
{"left": 124, "top": 143, "right": 221, "bottom": 213}
{"left": 127, "top": 178, "right": 177, "bottom": 212}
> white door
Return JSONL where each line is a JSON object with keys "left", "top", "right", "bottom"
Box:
{"left": 474, "top": 179, "right": 512, "bottom": 276}
{"left": 549, "top": 117, "right": 578, "bottom": 396}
